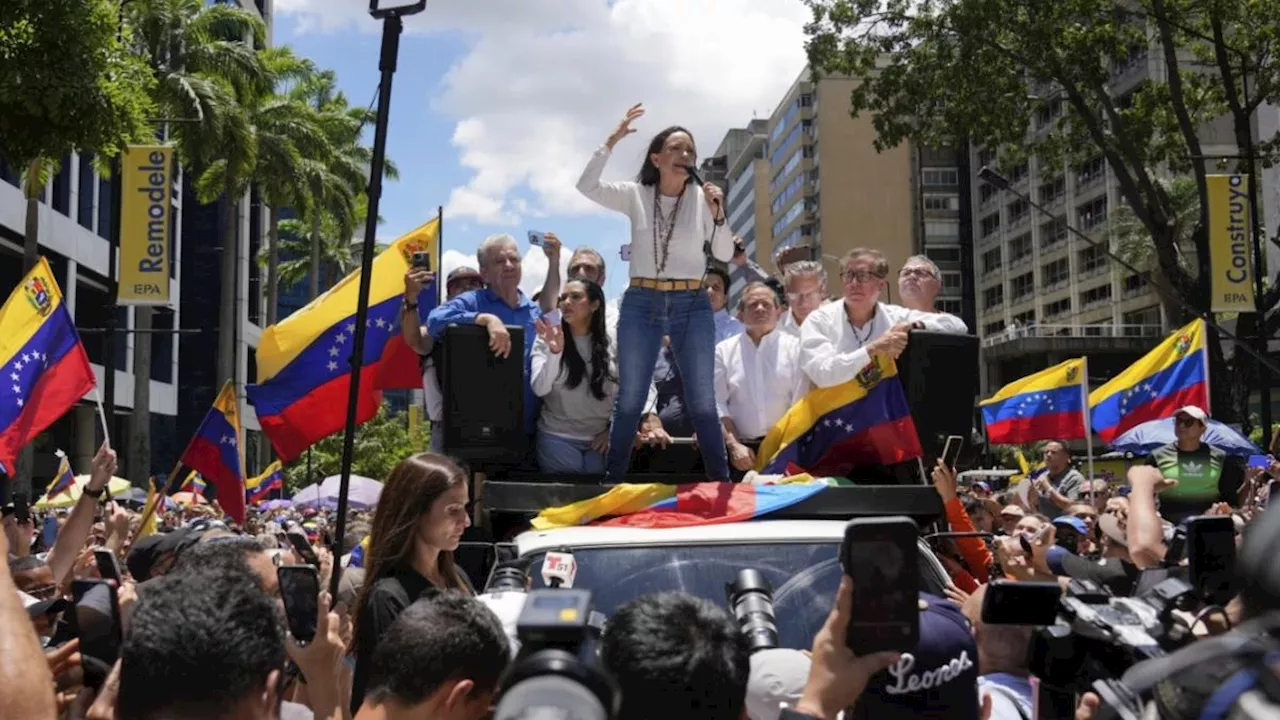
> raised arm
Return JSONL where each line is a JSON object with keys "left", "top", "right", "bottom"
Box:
{"left": 700, "top": 183, "right": 734, "bottom": 262}
{"left": 576, "top": 104, "right": 646, "bottom": 214}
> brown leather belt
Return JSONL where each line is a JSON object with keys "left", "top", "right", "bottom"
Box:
{"left": 629, "top": 278, "right": 702, "bottom": 292}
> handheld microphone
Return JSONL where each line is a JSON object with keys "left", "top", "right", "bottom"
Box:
{"left": 541, "top": 551, "right": 577, "bottom": 589}
{"left": 682, "top": 163, "right": 705, "bottom": 187}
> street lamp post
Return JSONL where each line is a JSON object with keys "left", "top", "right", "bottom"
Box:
{"left": 328, "top": 0, "right": 427, "bottom": 599}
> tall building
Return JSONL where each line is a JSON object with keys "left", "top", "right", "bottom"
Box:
{"left": 719, "top": 120, "right": 768, "bottom": 307}
{"left": 709, "top": 68, "right": 976, "bottom": 323}
{"left": 967, "top": 39, "right": 1243, "bottom": 394}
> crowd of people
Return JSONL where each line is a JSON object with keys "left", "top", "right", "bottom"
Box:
{"left": 2, "top": 105, "right": 1277, "bottom": 720}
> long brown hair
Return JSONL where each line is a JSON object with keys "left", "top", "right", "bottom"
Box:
{"left": 350, "top": 453, "right": 470, "bottom": 652}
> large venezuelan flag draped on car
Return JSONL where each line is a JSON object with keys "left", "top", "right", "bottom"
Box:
{"left": 755, "top": 356, "right": 922, "bottom": 477}
{"left": 0, "top": 258, "right": 97, "bottom": 475}
{"left": 248, "top": 219, "right": 439, "bottom": 461}
{"left": 529, "top": 480, "right": 828, "bottom": 530}
{"left": 1089, "top": 319, "right": 1209, "bottom": 444}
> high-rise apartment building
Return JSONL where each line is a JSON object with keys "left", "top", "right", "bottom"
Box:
{"left": 711, "top": 69, "right": 976, "bottom": 326}
{"left": 715, "top": 120, "right": 769, "bottom": 307}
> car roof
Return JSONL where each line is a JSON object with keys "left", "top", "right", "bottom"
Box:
{"left": 514, "top": 520, "right": 848, "bottom": 556}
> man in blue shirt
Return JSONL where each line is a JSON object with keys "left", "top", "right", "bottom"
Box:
{"left": 426, "top": 233, "right": 541, "bottom": 434}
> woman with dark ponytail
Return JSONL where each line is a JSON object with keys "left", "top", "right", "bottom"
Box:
{"left": 576, "top": 104, "right": 734, "bottom": 482}
{"left": 531, "top": 278, "right": 633, "bottom": 473}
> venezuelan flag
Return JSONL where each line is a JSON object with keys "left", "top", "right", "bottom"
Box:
{"left": 247, "top": 219, "right": 439, "bottom": 461}
{"left": 181, "top": 471, "right": 207, "bottom": 495}
{"left": 1089, "top": 319, "right": 1209, "bottom": 443}
{"left": 0, "top": 258, "right": 97, "bottom": 475}
{"left": 45, "top": 453, "right": 75, "bottom": 499}
{"left": 529, "top": 481, "right": 827, "bottom": 530}
{"left": 177, "top": 382, "right": 245, "bottom": 522}
{"left": 756, "top": 356, "right": 922, "bottom": 477}
{"left": 981, "top": 358, "right": 1088, "bottom": 445}
{"left": 597, "top": 483, "right": 827, "bottom": 529}
{"left": 246, "top": 461, "right": 284, "bottom": 504}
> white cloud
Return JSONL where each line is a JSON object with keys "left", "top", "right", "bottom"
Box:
{"left": 276, "top": 0, "right": 809, "bottom": 225}
{"left": 438, "top": 244, "right": 574, "bottom": 300}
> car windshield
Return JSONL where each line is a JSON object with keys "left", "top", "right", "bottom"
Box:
{"left": 523, "top": 540, "right": 940, "bottom": 649}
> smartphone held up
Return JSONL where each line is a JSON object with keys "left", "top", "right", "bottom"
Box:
{"left": 840, "top": 516, "right": 920, "bottom": 654}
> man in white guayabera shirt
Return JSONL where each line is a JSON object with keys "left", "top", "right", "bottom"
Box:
{"left": 800, "top": 247, "right": 967, "bottom": 389}
{"left": 777, "top": 260, "right": 828, "bottom": 338}
{"left": 715, "top": 282, "right": 809, "bottom": 474}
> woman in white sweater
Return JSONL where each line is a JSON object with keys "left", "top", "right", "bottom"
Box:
{"left": 531, "top": 278, "right": 618, "bottom": 474}
{"left": 576, "top": 104, "right": 735, "bottom": 482}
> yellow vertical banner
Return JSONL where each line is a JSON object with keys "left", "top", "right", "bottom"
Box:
{"left": 118, "top": 145, "right": 174, "bottom": 305}
{"left": 1206, "top": 174, "right": 1255, "bottom": 313}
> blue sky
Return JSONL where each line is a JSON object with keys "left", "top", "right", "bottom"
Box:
{"left": 269, "top": 0, "right": 812, "bottom": 299}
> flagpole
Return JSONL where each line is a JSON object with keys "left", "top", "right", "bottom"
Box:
{"left": 91, "top": 387, "right": 112, "bottom": 448}
{"left": 1081, "top": 356, "right": 1096, "bottom": 504}
{"left": 1199, "top": 319, "right": 1213, "bottom": 416}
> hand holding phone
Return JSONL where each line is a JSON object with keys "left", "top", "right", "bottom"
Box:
{"left": 94, "top": 549, "right": 123, "bottom": 583}
{"left": 286, "top": 530, "right": 321, "bottom": 567}
{"left": 278, "top": 565, "right": 320, "bottom": 644}
{"left": 528, "top": 231, "right": 545, "bottom": 247}
{"left": 411, "top": 251, "right": 432, "bottom": 271}
{"left": 840, "top": 516, "right": 919, "bottom": 654}
{"left": 941, "top": 435, "right": 964, "bottom": 469}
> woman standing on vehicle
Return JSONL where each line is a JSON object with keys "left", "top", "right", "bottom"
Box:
{"left": 349, "top": 453, "right": 473, "bottom": 712}
{"left": 532, "top": 278, "right": 619, "bottom": 474}
{"left": 576, "top": 103, "right": 735, "bottom": 482}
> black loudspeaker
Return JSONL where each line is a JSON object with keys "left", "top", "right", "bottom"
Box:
{"left": 438, "top": 324, "right": 526, "bottom": 465}
{"left": 897, "top": 331, "right": 980, "bottom": 466}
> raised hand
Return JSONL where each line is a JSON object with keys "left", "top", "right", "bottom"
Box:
{"left": 607, "top": 103, "right": 645, "bottom": 148}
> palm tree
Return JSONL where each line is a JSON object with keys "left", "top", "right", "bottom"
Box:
{"left": 289, "top": 71, "right": 398, "bottom": 300}
{"left": 1111, "top": 175, "right": 1200, "bottom": 326}
{"left": 124, "top": 0, "right": 268, "bottom": 481}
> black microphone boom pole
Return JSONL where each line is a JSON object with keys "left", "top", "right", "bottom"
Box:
{"left": 329, "top": 0, "right": 424, "bottom": 599}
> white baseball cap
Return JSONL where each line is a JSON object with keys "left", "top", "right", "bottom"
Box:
{"left": 1174, "top": 406, "right": 1208, "bottom": 422}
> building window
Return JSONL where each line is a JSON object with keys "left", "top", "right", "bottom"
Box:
{"left": 1080, "top": 283, "right": 1112, "bottom": 309}
{"left": 1010, "top": 272, "right": 1035, "bottom": 301}
{"left": 1077, "top": 197, "right": 1108, "bottom": 231}
{"left": 941, "top": 271, "right": 962, "bottom": 292}
{"left": 938, "top": 298, "right": 963, "bottom": 314}
{"left": 984, "top": 320, "right": 1006, "bottom": 336}
{"left": 1040, "top": 218, "right": 1067, "bottom": 249}
{"left": 1122, "top": 273, "right": 1149, "bottom": 297}
{"left": 922, "top": 168, "right": 959, "bottom": 185}
{"left": 982, "top": 248, "right": 1002, "bottom": 275}
{"left": 1009, "top": 161, "right": 1029, "bottom": 183}
{"left": 983, "top": 285, "right": 1004, "bottom": 310}
{"left": 771, "top": 175, "right": 803, "bottom": 214}
{"left": 923, "top": 194, "right": 960, "bottom": 211}
{"left": 1007, "top": 198, "right": 1030, "bottom": 224}
{"left": 980, "top": 182, "right": 998, "bottom": 204}
{"left": 1035, "top": 99, "right": 1064, "bottom": 128}
{"left": 1009, "top": 233, "right": 1033, "bottom": 263}
{"left": 1045, "top": 297, "right": 1072, "bottom": 318}
{"left": 925, "top": 220, "right": 959, "bottom": 240}
{"left": 926, "top": 246, "right": 962, "bottom": 264}
{"left": 1076, "top": 155, "right": 1105, "bottom": 186}
{"left": 1079, "top": 244, "right": 1108, "bottom": 274}
{"left": 1123, "top": 306, "right": 1160, "bottom": 334}
{"left": 1014, "top": 310, "right": 1036, "bottom": 325}
{"left": 978, "top": 147, "right": 997, "bottom": 167}
{"left": 981, "top": 212, "right": 1001, "bottom": 237}
{"left": 78, "top": 152, "right": 95, "bottom": 230}
{"left": 1038, "top": 176, "right": 1065, "bottom": 205}
{"left": 1042, "top": 258, "right": 1069, "bottom": 287}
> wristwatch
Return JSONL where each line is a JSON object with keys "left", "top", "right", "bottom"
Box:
{"left": 83, "top": 485, "right": 106, "bottom": 499}
{"left": 402, "top": 298, "right": 418, "bottom": 312}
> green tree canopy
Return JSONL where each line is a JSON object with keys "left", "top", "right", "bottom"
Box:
{"left": 280, "top": 404, "right": 426, "bottom": 492}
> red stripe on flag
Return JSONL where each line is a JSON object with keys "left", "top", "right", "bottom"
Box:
{"left": 807, "top": 417, "right": 922, "bottom": 479}
{"left": 184, "top": 436, "right": 246, "bottom": 524}
{"left": 599, "top": 484, "right": 760, "bottom": 529}
{"left": 0, "top": 349, "right": 95, "bottom": 473}
{"left": 985, "top": 410, "right": 1087, "bottom": 445}
{"left": 1095, "top": 383, "right": 1209, "bottom": 443}
{"left": 257, "top": 364, "right": 383, "bottom": 462}
{"left": 376, "top": 336, "right": 423, "bottom": 390}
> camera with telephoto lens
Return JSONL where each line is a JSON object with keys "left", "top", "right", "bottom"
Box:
{"left": 726, "top": 569, "right": 779, "bottom": 654}
{"left": 493, "top": 588, "right": 620, "bottom": 720}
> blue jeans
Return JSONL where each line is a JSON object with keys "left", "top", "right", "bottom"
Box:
{"left": 605, "top": 287, "right": 730, "bottom": 481}
{"left": 537, "top": 432, "right": 606, "bottom": 474}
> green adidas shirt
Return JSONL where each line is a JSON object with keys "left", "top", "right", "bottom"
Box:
{"left": 1145, "top": 442, "right": 1243, "bottom": 521}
